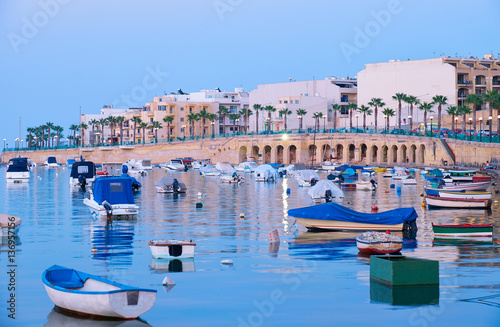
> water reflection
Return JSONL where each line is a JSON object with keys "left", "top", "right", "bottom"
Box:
{"left": 44, "top": 307, "right": 151, "bottom": 326}
{"left": 288, "top": 231, "right": 357, "bottom": 260}
{"left": 91, "top": 220, "right": 136, "bottom": 266}
{"left": 149, "top": 258, "right": 195, "bottom": 272}
{"left": 370, "top": 281, "right": 439, "bottom": 305}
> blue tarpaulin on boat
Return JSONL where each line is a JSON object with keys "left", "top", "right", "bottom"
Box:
{"left": 92, "top": 177, "right": 135, "bottom": 205}
{"left": 288, "top": 202, "right": 418, "bottom": 225}
{"left": 7, "top": 158, "right": 29, "bottom": 172}
{"left": 334, "top": 164, "right": 363, "bottom": 172}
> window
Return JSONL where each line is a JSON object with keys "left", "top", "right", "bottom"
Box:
{"left": 180, "top": 117, "right": 184, "bottom": 121}
{"left": 230, "top": 105, "right": 237, "bottom": 113}
{"left": 159, "top": 98, "right": 162, "bottom": 102}
{"left": 189, "top": 107, "right": 192, "bottom": 113}
{"left": 158, "top": 105, "right": 166, "bottom": 111}
{"left": 150, "top": 118, "right": 153, "bottom": 123}
{"left": 180, "top": 107, "right": 184, "bottom": 111}
{"left": 284, "top": 100, "right": 288, "bottom": 104}
{"left": 170, "top": 107, "right": 173, "bottom": 113}
{"left": 295, "top": 100, "right": 299, "bottom": 104}
{"left": 279, "top": 100, "right": 282, "bottom": 104}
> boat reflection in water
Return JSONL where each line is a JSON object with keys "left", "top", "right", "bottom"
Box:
{"left": 44, "top": 307, "right": 151, "bottom": 326}
{"left": 149, "top": 257, "right": 195, "bottom": 273}
{"left": 91, "top": 221, "right": 135, "bottom": 266}
{"left": 288, "top": 231, "right": 358, "bottom": 260}
{"left": 370, "top": 281, "right": 439, "bottom": 306}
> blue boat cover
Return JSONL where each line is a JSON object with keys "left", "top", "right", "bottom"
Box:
{"left": 426, "top": 168, "right": 443, "bottom": 178}
{"left": 7, "top": 158, "right": 29, "bottom": 172}
{"left": 343, "top": 168, "right": 356, "bottom": 176}
{"left": 288, "top": 202, "right": 418, "bottom": 225}
{"left": 335, "top": 164, "right": 363, "bottom": 172}
{"left": 92, "top": 177, "right": 135, "bottom": 205}
{"left": 47, "top": 157, "right": 57, "bottom": 164}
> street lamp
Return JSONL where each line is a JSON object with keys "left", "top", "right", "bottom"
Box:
{"left": 235, "top": 119, "right": 240, "bottom": 135}
{"left": 430, "top": 117, "right": 433, "bottom": 136}
{"left": 297, "top": 115, "right": 302, "bottom": 132}
{"left": 454, "top": 117, "right": 458, "bottom": 138}
{"left": 355, "top": 114, "right": 359, "bottom": 132}
{"left": 21, "top": 139, "right": 24, "bottom": 149}
{"left": 15, "top": 138, "right": 19, "bottom": 150}
{"left": 3, "top": 138, "right": 5, "bottom": 149}
{"left": 210, "top": 121, "right": 215, "bottom": 138}
{"left": 383, "top": 115, "right": 387, "bottom": 132}
{"left": 479, "top": 117, "right": 483, "bottom": 142}
{"left": 408, "top": 115, "right": 412, "bottom": 134}
{"left": 488, "top": 116, "right": 492, "bottom": 142}
{"left": 265, "top": 117, "right": 270, "bottom": 132}
{"left": 468, "top": 117, "right": 472, "bottom": 141}
{"left": 34, "top": 136, "right": 37, "bottom": 149}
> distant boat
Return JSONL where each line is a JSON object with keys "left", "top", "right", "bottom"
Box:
{"left": 44, "top": 157, "right": 60, "bottom": 167}
{"left": 192, "top": 159, "right": 211, "bottom": 169}
{"left": 0, "top": 214, "right": 22, "bottom": 236}
{"left": 402, "top": 175, "right": 417, "bottom": 185}
{"left": 425, "top": 195, "right": 492, "bottom": 208}
{"left": 288, "top": 202, "right": 418, "bottom": 231}
{"left": 6, "top": 157, "right": 30, "bottom": 183}
{"left": 162, "top": 159, "right": 186, "bottom": 172}
{"left": 97, "top": 162, "right": 123, "bottom": 176}
{"left": 436, "top": 181, "right": 490, "bottom": 192}
{"left": 154, "top": 177, "right": 187, "bottom": 193}
{"left": 220, "top": 173, "right": 245, "bottom": 184}
{"left": 355, "top": 231, "right": 403, "bottom": 254}
{"left": 254, "top": 164, "right": 277, "bottom": 182}
{"left": 42, "top": 265, "right": 156, "bottom": 319}
{"left": 307, "top": 180, "right": 345, "bottom": 203}
{"left": 149, "top": 240, "right": 196, "bottom": 259}
{"left": 69, "top": 160, "right": 96, "bottom": 188}
{"left": 356, "top": 179, "right": 377, "bottom": 191}
{"left": 83, "top": 177, "right": 139, "bottom": 218}
{"left": 295, "top": 170, "right": 320, "bottom": 187}
{"left": 437, "top": 190, "right": 491, "bottom": 200}
{"left": 432, "top": 223, "right": 493, "bottom": 238}
{"left": 235, "top": 161, "right": 258, "bottom": 173}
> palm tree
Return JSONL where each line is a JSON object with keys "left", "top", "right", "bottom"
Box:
{"left": 187, "top": 113, "right": 200, "bottom": 138}
{"left": 418, "top": 102, "right": 434, "bottom": 133}
{"left": 312, "top": 112, "right": 323, "bottom": 132}
{"left": 296, "top": 109, "right": 307, "bottom": 132}
{"left": 381, "top": 108, "right": 395, "bottom": 131}
{"left": 45, "top": 122, "right": 55, "bottom": 147}
{"left": 69, "top": 124, "right": 79, "bottom": 146}
{"left": 466, "top": 93, "right": 484, "bottom": 132}
{"left": 432, "top": 95, "right": 448, "bottom": 133}
{"left": 263, "top": 105, "right": 276, "bottom": 132}
{"left": 368, "top": 97, "right": 385, "bottom": 132}
{"left": 198, "top": 109, "right": 210, "bottom": 138}
{"left": 208, "top": 113, "right": 218, "bottom": 137}
{"left": 139, "top": 122, "right": 148, "bottom": 144}
{"left": 162, "top": 115, "right": 174, "bottom": 141}
{"left": 229, "top": 113, "right": 241, "bottom": 135}
{"left": 150, "top": 121, "right": 162, "bottom": 142}
{"left": 457, "top": 104, "right": 472, "bottom": 134}
{"left": 493, "top": 93, "right": 500, "bottom": 137}
{"left": 404, "top": 95, "right": 419, "bottom": 132}
{"left": 392, "top": 92, "right": 407, "bottom": 132}
{"left": 116, "top": 116, "right": 125, "bottom": 144}
{"left": 218, "top": 106, "right": 230, "bottom": 136}
{"left": 446, "top": 105, "right": 458, "bottom": 136}
{"left": 53, "top": 125, "right": 63, "bottom": 147}
{"left": 98, "top": 118, "right": 108, "bottom": 144}
{"left": 253, "top": 104, "right": 262, "bottom": 134}
{"left": 131, "top": 116, "right": 142, "bottom": 144}
{"left": 347, "top": 103, "right": 357, "bottom": 131}
{"left": 107, "top": 116, "right": 118, "bottom": 138}
{"left": 79, "top": 122, "right": 88, "bottom": 146}
{"left": 278, "top": 108, "right": 292, "bottom": 131}
{"left": 357, "top": 105, "right": 373, "bottom": 130}
{"left": 483, "top": 90, "right": 499, "bottom": 137}
{"left": 26, "top": 127, "right": 35, "bottom": 148}
{"left": 88, "top": 119, "right": 99, "bottom": 145}
{"left": 329, "top": 104, "right": 342, "bottom": 130}
{"left": 239, "top": 108, "right": 253, "bottom": 134}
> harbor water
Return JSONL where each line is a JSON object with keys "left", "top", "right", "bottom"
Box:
{"left": 0, "top": 166, "right": 499, "bottom": 326}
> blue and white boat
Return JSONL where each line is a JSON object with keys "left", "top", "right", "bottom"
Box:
{"left": 83, "top": 177, "right": 139, "bottom": 218}
{"left": 44, "top": 156, "right": 60, "bottom": 167}
{"left": 42, "top": 265, "right": 156, "bottom": 319}
{"left": 69, "top": 160, "right": 96, "bottom": 188}
{"left": 6, "top": 157, "right": 30, "bottom": 183}
{"left": 288, "top": 202, "right": 418, "bottom": 231}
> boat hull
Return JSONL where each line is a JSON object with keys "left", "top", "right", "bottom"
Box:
{"left": 6, "top": 172, "right": 30, "bottom": 183}
{"left": 356, "top": 240, "right": 402, "bottom": 254}
{"left": 295, "top": 217, "right": 404, "bottom": 231}
{"left": 83, "top": 199, "right": 139, "bottom": 218}
{"left": 432, "top": 223, "right": 493, "bottom": 237}
{"left": 425, "top": 195, "right": 492, "bottom": 208}
{"left": 437, "top": 191, "right": 491, "bottom": 200}
{"left": 149, "top": 240, "right": 196, "bottom": 259}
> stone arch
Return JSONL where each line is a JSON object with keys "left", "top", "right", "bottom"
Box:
{"left": 251, "top": 146, "right": 260, "bottom": 161}
{"left": 391, "top": 145, "right": 398, "bottom": 163}
{"left": 336, "top": 144, "right": 344, "bottom": 161}
{"left": 321, "top": 144, "right": 331, "bottom": 162}
{"left": 382, "top": 145, "right": 388, "bottom": 163}
{"left": 360, "top": 143, "right": 367, "bottom": 162}
{"left": 410, "top": 144, "right": 417, "bottom": 163}
{"left": 264, "top": 145, "right": 272, "bottom": 163}
{"left": 401, "top": 145, "right": 408, "bottom": 164}
{"left": 276, "top": 145, "right": 284, "bottom": 164}
{"left": 371, "top": 145, "right": 378, "bottom": 163}
{"left": 418, "top": 144, "right": 425, "bottom": 164}
{"left": 289, "top": 145, "right": 297, "bottom": 164}
{"left": 348, "top": 144, "right": 355, "bottom": 162}
{"left": 308, "top": 144, "right": 317, "bottom": 164}
{"left": 239, "top": 146, "right": 247, "bottom": 163}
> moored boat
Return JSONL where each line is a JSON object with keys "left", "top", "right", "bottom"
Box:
{"left": 288, "top": 202, "right": 418, "bottom": 231}
{"left": 83, "top": 177, "right": 139, "bottom": 218}
{"left": 0, "top": 214, "right": 22, "bottom": 236}
{"left": 425, "top": 195, "right": 492, "bottom": 208}
{"left": 431, "top": 223, "right": 493, "bottom": 238}
{"left": 69, "top": 160, "right": 96, "bottom": 188}
{"left": 148, "top": 239, "right": 196, "bottom": 258}
{"left": 254, "top": 164, "right": 278, "bottom": 182}
{"left": 437, "top": 190, "right": 491, "bottom": 200}
{"left": 355, "top": 231, "right": 403, "bottom": 254}
{"left": 42, "top": 265, "right": 156, "bottom": 319}
{"left": 6, "top": 157, "right": 30, "bottom": 183}
{"left": 44, "top": 156, "right": 60, "bottom": 167}
{"left": 154, "top": 177, "right": 187, "bottom": 193}
{"left": 307, "top": 179, "right": 345, "bottom": 203}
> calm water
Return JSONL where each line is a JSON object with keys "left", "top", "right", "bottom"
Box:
{"left": 0, "top": 166, "right": 499, "bottom": 326}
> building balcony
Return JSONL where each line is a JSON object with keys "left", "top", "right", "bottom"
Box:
{"left": 457, "top": 80, "right": 472, "bottom": 85}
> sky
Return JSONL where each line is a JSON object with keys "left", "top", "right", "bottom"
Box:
{"left": 1, "top": 0, "right": 499, "bottom": 145}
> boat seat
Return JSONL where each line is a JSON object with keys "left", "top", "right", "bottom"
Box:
{"left": 47, "top": 269, "right": 84, "bottom": 289}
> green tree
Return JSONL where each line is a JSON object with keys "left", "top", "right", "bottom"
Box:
{"left": 98, "top": 118, "right": 108, "bottom": 144}
{"left": 150, "top": 121, "right": 162, "bottom": 142}
{"left": 253, "top": 104, "right": 263, "bottom": 134}
{"left": 329, "top": 104, "right": 342, "bottom": 130}
{"left": 139, "top": 122, "right": 148, "bottom": 144}
{"left": 53, "top": 125, "right": 64, "bottom": 147}
{"left": 404, "top": 95, "right": 419, "bottom": 132}
{"left": 296, "top": 109, "right": 307, "bottom": 132}
{"left": 187, "top": 113, "right": 200, "bottom": 138}
{"left": 229, "top": 113, "right": 241, "bottom": 135}
{"left": 208, "top": 113, "right": 218, "bottom": 138}
{"left": 218, "top": 106, "right": 230, "bottom": 136}
{"left": 239, "top": 108, "right": 253, "bottom": 134}
{"left": 368, "top": 97, "right": 385, "bottom": 132}
{"left": 446, "top": 105, "right": 458, "bottom": 136}
{"left": 312, "top": 112, "right": 323, "bottom": 132}
{"left": 382, "top": 108, "right": 395, "bottom": 131}
{"left": 69, "top": 124, "right": 79, "bottom": 146}
{"left": 162, "top": 115, "right": 174, "bottom": 141}
{"left": 466, "top": 93, "right": 484, "bottom": 132}
{"left": 357, "top": 105, "right": 373, "bottom": 130}
{"left": 278, "top": 108, "right": 292, "bottom": 131}
{"left": 88, "top": 119, "right": 99, "bottom": 145}
{"left": 418, "top": 102, "right": 434, "bottom": 133}
{"left": 198, "top": 109, "right": 210, "bottom": 138}
{"left": 131, "top": 116, "right": 142, "bottom": 144}
{"left": 79, "top": 122, "right": 88, "bottom": 146}
{"left": 392, "top": 92, "right": 407, "bottom": 132}
{"left": 263, "top": 105, "right": 276, "bottom": 132}
{"left": 456, "top": 104, "right": 472, "bottom": 133}
{"left": 483, "top": 90, "right": 499, "bottom": 137}
{"left": 432, "top": 95, "right": 448, "bottom": 132}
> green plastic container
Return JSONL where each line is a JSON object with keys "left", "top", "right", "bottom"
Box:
{"left": 370, "top": 281, "right": 439, "bottom": 305}
{"left": 370, "top": 255, "right": 439, "bottom": 286}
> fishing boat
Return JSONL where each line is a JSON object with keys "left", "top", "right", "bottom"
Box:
{"left": 447, "top": 169, "right": 476, "bottom": 182}
{"left": 148, "top": 239, "right": 196, "bottom": 258}
{"left": 356, "top": 179, "right": 377, "bottom": 191}
{"left": 424, "top": 168, "right": 444, "bottom": 181}
{"left": 5, "top": 157, "right": 30, "bottom": 183}
{"left": 220, "top": 173, "right": 245, "bottom": 184}
{"left": 235, "top": 160, "right": 259, "bottom": 173}
{"left": 69, "top": 160, "right": 96, "bottom": 188}
{"left": 42, "top": 265, "right": 156, "bottom": 319}
{"left": 307, "top": 180, "right": 345, "bottom": 203}
{"left": 44, "top": 156, "right": 60, "bottom": 167}
{"left": 295, "top": 170, "right": 320, "bottom": 187}
{"left": 254, "top": 164, "right": 278, "bottom": 182}
{"left": 425, "top": 195, "right": 492, "bottom": 208}
{"left": 97, "top": 162, "right": 123, "bottom": 176}
{"left": 392, "top": 167, "right": 409, "bottom": 180}
{"left": 192, "top": 159, "right": 211, "bottom": 169}
{"left": 437, "top": 190, "right": 492, "bottom": 200}
{"left": 83, "top": 177, "right": 139, "bottom": 218}
{"left": 431, "top": 223, "right": 493, "bottom": 238}
{"left": 403, "top": 174, "right": 417, "bottom": 185}
{"left": 0, "top": 214, "right": 22, "bottom": 236}
{"left": 437, "top": 181, "right": 490, "bottom": 192}
{"left": 355, "top": 231, "right": 403, "bottom": 254}
{"left": 288, "top": 202, "right": 418, "bottom": 231}
{"left": 154, "top": 177, "right": 187, "bottom": 193}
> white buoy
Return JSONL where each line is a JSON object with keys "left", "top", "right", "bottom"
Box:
{"left": 239, "top": 213, "right": 245, "bottom": 218}
{"left": 162, "top": 276, "right": 176, "bottom": 285}
{"left": 269, "top": 229, "right": 280, "bottom": 242}
{"left": 197, "top": 192, "right": 203, "bottom": 197}
{"left": 221, "top": 259, "right": 233, "bottom": 265}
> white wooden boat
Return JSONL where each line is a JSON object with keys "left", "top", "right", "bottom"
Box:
{"left": 83, "top": 177, "right": 139, "bottom": 218}
{"left": 356, "top": 179, "right": 377, "bottom": 191}
{"left": 0, "top": 214, "right": 22, "bottom": 236}
{"left": 6, "top": 158, "right": 30, "bottom": 183}
{"left": 402, "top": 175, "right": 417, "bottom": 185}
{"left": 355, "top": 231, "right": 403, "bottom": 254}
{"left": 220, "top": 174, "right": 245, "bottom": 183}
{"left": 42, "top": 265, "right": 156, "bottom": 319}
{"left": 162, "top": 159, "right": 186, "bottom": 171}
{"left": 154, "top": 177, "right": 187, "bottom": 193}
{"left": 437, "top": 190, "right": 492, "bottom": 200}
{"left": 425, "top": 195, "right": 492, "bottom": 208}
{"left": 148, "top": 239, "right": 196, "bottom": 258}
{"left": 438, "top": 181, "right": 490, "bottom": 192}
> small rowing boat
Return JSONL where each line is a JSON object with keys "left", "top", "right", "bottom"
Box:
{"left": 432, "top": 223, "right": 493, "bottom": 238}
{"left": 425, "top": 195, "right": 492, "bottom": 208}
{"left": 355, "top": 231, "right": 403, "bottom": 254}
{"left": 149, "top": 239, "right": 196, "bottom": 259}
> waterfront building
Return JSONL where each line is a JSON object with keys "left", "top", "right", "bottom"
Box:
{"left": 249, "top": 77, "right": 357, "bottom": 133}
{"left": 357, "top": 54, "right": 500, "bottom": 130}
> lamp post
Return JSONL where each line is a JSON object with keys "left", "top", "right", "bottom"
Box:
{"left": 235, "top": 119, "right": 240, "bottom": 135}
{"left": 15, "top": 138, "right": 19, "bottom": 150}
{"left": 383, "top": 115, "right": 387, "bottom": 132}
{"left": 408, "top": 115, "right": 412, "bottom": 134}
{"left": 430, "top": 117, "right": 433, "bottom": 136}
{"left": 479, "top": 117, "right": 483, "bottom": 142}
{"left": 454, "top": 117, "right": 458, "bottom": 139}
{"left": 265, "top": 117, "right": 270, "bottom": 133}
{"left": 355, "top": 114, "right": 359, "bottom": 132}
{"left": 488, "top": 116, "right": 492, "bottom": 143}
{"left": 34, "top": 136, "right": 37, "bottom": 149}
{"left": 468, "top": 117, "right": 472, "bottom": 141}
{"left": 21, "top": 139, "right": 24, "bottom": 149}
{"left": 210, "top": 121, "right": 215, "bottom": 138}
{"left": 3, "top": 138, "right": 5, "bottom": 150}
{"left": 297, "top": 115, "right": 302, "bottom": 132}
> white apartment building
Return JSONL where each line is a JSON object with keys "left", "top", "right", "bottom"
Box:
{"left": 249, "top": 78, "right": 357, "bottom": 132}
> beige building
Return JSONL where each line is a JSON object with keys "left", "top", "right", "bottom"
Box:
{"left": 357, "top": 54, "right": 500, "bottom": 129}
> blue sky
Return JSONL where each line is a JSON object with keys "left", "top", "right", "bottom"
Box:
{"left": 1, "top": 0, "right": 498, "bottom": 145}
